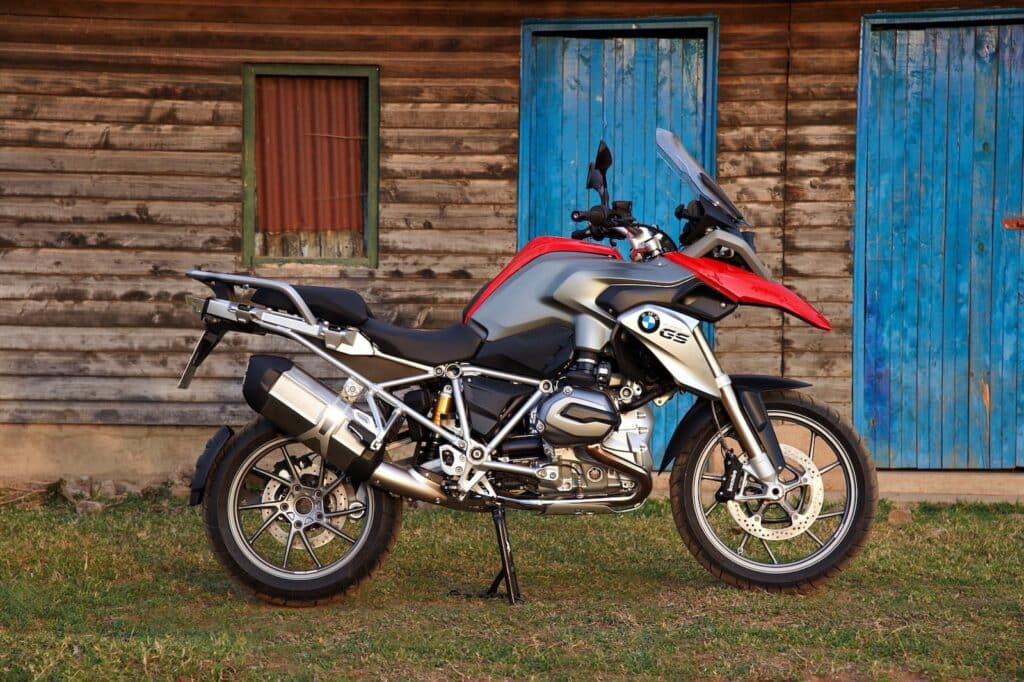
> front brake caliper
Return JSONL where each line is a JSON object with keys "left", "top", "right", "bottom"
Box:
{"left": 715, "top": 450, "right": 744, "bottom": 502}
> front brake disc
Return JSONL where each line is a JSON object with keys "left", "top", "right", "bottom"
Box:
{"left": 726, "top": 444, "right": 824, "bottom": 541}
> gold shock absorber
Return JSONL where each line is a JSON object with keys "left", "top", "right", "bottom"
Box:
{"left": 432, "top": 386, "right": 453, "bottom": 426}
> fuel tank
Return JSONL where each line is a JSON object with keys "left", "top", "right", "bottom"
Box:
{"left": 467, "top": 248, "right": 692, "bottom": 352}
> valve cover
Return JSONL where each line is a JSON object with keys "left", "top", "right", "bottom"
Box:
{"left": 536, "top": 386, "right": 620, "bottom": 446}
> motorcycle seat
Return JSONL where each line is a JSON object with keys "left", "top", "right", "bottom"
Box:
{"left": 251, "top": 284, "right": 483, "bottom": 365}
{"left": 360, "top": 318, "right": 485, "bottom": 365}
{"left": 251, "top": 285, "right": 372, "bottom": 327}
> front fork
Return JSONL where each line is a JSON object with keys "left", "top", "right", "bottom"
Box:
{"left": 690, "top": 328, "right": 783, "bottom": 487}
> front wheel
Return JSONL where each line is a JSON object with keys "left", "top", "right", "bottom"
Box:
{"left": 669, "top": 390, "right": 877, "bottom": 592}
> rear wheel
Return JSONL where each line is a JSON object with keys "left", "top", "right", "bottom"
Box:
{"left": 203, "top": 418, "right": 402, "bottom": 605}
{"left": 669, "top": 390, "right": 877, "bottom": 592}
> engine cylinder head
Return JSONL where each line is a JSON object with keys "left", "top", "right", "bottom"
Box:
{"left": 536, "top": 386, "right": 620, "bottom": 446}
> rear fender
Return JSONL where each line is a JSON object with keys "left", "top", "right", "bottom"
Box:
{"left": 657, "top": 375, "right": 811, "bottom": 473}
{"left": 189, "top": 425, "right": 234, "bottom": 506}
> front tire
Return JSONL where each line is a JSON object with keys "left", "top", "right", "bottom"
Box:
{"left": 203, "top": 418, "right": 402, "bottom": 606}
{"left": 669, "top": 390, "right": 877, "bottom": 592}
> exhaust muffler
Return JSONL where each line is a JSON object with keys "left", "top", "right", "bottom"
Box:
{"left": 243, "top": 356, "right": 384, "bottom": 481}
{"left": 242, "top": 356, "right": 468, "bottom": 508}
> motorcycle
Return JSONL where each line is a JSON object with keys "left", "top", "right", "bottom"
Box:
{"left": 180, "top": 128, "right": 876, "bottom": 605}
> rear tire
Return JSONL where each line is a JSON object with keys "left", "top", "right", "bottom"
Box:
{"left": 668, "top": 390, "right": 877, "bottom": 592}
{"left": 203, "top": 417, "right": 402, "bottom": 606}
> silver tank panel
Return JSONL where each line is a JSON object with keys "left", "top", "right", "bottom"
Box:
{"left": 468, "top": 253, "right": 692, "bottom": 351}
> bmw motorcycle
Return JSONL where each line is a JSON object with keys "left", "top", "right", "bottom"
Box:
{"left": 181, "top": 128, "right": 876, "bottom": 605}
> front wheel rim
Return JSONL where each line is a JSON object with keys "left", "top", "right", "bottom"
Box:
{"left": 690, "top": 409, "right": 859, "bottom": 575}
{"left": 225, "top": 437, "right": 375, "bottom": 581}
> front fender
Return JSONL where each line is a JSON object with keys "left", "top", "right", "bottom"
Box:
{"left": 189, "top": 425, "right": 234, "bottom": 506}
{"left": 657, "top": 375, "right": 811, "bottom": 473}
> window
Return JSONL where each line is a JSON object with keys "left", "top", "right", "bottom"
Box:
{"left": 242, "top": 64, "right": 379, "bottom": 266}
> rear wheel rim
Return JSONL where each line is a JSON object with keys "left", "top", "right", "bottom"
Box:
{"left": 690, "top": 409, "right": 859, "bottom": 575}
{"left": 226, "top": 436, "right": 375, "bottom": 581}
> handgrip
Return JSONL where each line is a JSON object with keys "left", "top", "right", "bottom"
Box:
{"left": 571, "top": 228, "right": 591, "bottom": 240}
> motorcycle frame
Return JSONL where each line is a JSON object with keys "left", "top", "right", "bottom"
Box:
{"left": 185, "top": 268, "right": 781, "bottom": 507}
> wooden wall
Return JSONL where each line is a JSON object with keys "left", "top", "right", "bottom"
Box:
{"left": 0, "top": 0, "right": 1015, "bottom": 477}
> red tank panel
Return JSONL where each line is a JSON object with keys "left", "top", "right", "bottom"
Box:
{"left": 463, "top": 237, "right": 622, "bottom": 323}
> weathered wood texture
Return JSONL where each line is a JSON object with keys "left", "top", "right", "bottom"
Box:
{"left": 0, "top": 0, "right": 1013, "bottom": 433}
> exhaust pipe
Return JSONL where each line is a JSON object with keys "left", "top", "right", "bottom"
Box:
{"left": 243, "top": 356, "right": 469, "bottom": 508}
{"left": 243, "top": 356, "right": 384, "bottom": 481}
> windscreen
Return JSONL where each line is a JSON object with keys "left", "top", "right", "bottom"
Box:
{"left": 655, "top": 128, "right": 747, "bottom": 224}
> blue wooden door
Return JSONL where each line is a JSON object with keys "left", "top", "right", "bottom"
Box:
{"left": 855, "top": 17, "right": 1024, "bottom": 469}
{"left": 519, "top": 21, "right": 717, "bottom": 460}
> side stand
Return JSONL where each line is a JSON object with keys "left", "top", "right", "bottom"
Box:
{"left": 484, "top": 505, "right": 522, "bottom": 605}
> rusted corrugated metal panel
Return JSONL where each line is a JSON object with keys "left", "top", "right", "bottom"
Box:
{"left": 254, "top": 75, "right": 366, "bottom": 255}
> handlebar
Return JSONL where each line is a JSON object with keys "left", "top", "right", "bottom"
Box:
{"left": 570, "top": 205, "right": 612, "bottom": 226}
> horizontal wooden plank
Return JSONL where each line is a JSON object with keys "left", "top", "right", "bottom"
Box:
{"left": 0, "top": 67, "right": 240, "bottom": 101}
{"left": 786, "top": 151, "right": 855, "bottom": 177}
{"left": 0, "top": 221, "right": 240, "bottom": 251}
{"left": 716, "top": 352, "right": 783, "bottom": 375}
{"left": 718, "top": 100, "right": 786, "bottom": 127}
{"left": 380, "top": 178, "right": 515, "bottom": 204}
{"left": 717, "top": 151, "right": 785, "bottom": 178}
{"left": 719, "top": 177, "right": 784, "bottom": 203}
{"left": 783, "top": 327, "right": 852, "bottom": 353}
{"left": 0, "top": 0, "right": 793, "bottom": 27}
{"left": 787, "top": 201, "right": 854, "bottom": 228}
{"left": 381, "top": 78, "right": 518, "bottom": 104}
{"left": 381, "top": 153, "right": 515, "bottom": 180}
{"left": 783, "top": 226, "right": 852, "bottom": 252}
{"left": 788, "top": 73, "right": 858, "bottom": 101}
{"left": 381, "top": 103, "right": 517, "bottom": 129}
{"left": 378, "top": 202, "right": 516, "bottom": 230}
{"left": 787, "top": 124, "right": 856, "bottom": 151}
{"left": 0, "top": 274, "right": 486, "bottom": 306}
{"left": 718, "top": 74, "right": 787, "bottom": 102}
{"left": 0, "top": 147, "right": 240, "bottom": 177}
{"left": 0, "top": 171, "right": 240, "bottom": 201}
{"left": 0, "top": 326, "right": 291, "bottom": 352}
{"left": 784, "top": 251, "right": 853, "bottom": 278}
{"left": 789, "top": 22, "right": 860, "bottom": 50}
{"left": 720, "top": 23, "right": 790, "bottom": 49}
{"left": 785, "top": 177, "right": 855, "bottom": 203}
{"left": 790, "top": 48, "right": 859, "bottom": 75}
{"left": 0, "top": 43, "right": 520, "bottom": 79}
{"left": 0, "top": 93, "right": 241, "bottom": 126}
{"left": 784, "top": 352, "right": 852, "bottom": 378}
{"left": 0, "top": 400, "right": 251, "bottom": 426}
{"left": 0, "top": 375, "right": 243, "bottom": 402}
{"left": 719, "top": 49, "right": 788, "bottom": 76}
{"left": 718, "top": 126, "right": 786, "bottom": 152}
{"left": 0, "top": 15, "right": 522, "bottom": 53}
{"left": 784, "top": 276, "right": 852, "bottom": 303}
{"left": 0, "top": 120, "right": 241, "bottom": 152}
{"left": 714, "top": 326, "right": 782, "bottom": 353}
{"left": 381, "top": 128, "right": 518, "bottom": 155}
{"left": 380, "top": 228, "right": 514, "bottom": 255}
{"left": 788, "top": 100, "right": 858, "bottom": 126}
{"left": 0, "top": 299, "right": 467, "bottom": 328}
{"left": 0, "top": 197, "right": 239, "bottom": 226}
{"left": 0, "top": 350, "right": 347, "bottom": 379}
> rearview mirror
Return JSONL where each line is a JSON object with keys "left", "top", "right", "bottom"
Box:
{"left": 595, "top": 141, "right": 612, "bottom": 172}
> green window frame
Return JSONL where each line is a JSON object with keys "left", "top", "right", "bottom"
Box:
{"left": 242, "top": 63, "right": 380, "bottom": 267}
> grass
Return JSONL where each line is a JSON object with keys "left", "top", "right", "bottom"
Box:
{"left": 0, "top": 490, "right": 1022, "bottom": 680}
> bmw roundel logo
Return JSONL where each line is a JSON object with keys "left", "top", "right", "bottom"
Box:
{"left": 638, "top": 311, "right": 660, "bottom": 333}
